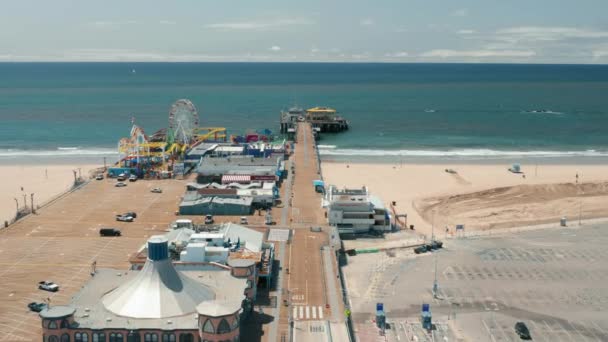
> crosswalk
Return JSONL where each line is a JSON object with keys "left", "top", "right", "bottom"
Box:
{"left": 292, "top": 305, "right": 325, "bottom": 320}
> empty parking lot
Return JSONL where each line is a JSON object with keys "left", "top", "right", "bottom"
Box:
{"left": 344, "top": 224, "right": 608, "bottom": 342}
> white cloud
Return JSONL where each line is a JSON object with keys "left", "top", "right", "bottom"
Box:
{"left": 88, "top": 21, "right": 120, "bottom": 30}
{"left": 451, "top": 9, "right": 468, "bottom": 17}
{"left": 206, "top": 18, "right": 313, "bottom": 31}
{"left": 88, "top": 20, "right": 139, "bottom": 29}
{"left": 457, "top": 29, "right": 476, "bottom": 35}
{"left": 360, "top": 18, "right": 374, "bottom": 26}
{"left": 420, "top": 49, "right": 536, "bottom": 58}
{"left": 311, "top": 47, "right": 320, "bottom": 54}
{"left": 159, "top": 20, "right": 175, "bottom": 25}
{"left": 269, "top": 45, "right": 281, "bottom": 52}
{"left": 496, "top": 26, "right": 608, "bottom": 42}
{"left": 385, "top": 51, "right": 409, "bottom": 58}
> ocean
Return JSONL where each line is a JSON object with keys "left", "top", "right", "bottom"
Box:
{"left": 1, "top": 62, "right": 608, "bottom": 164}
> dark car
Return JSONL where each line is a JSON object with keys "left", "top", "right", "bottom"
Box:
{"left": 414, "top": 245, "right": 428, "bottom": 254}
{"left": 515, "top": 322, "right": 532, "bottom": 340}
{"left": 428, "top": 240, "right": 443, "bottom": 250}
{"left": 100, "top": 228, "right": 121, "bottom": 237}
{"left": 28, "top": 302, "right": 48, "bottom": 312}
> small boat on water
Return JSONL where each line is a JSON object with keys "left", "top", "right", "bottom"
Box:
{"left": 424, "top": 109, "right": 436, "bottom": 113}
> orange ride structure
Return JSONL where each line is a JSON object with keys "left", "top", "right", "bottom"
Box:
{"left": 117, "top": 99, "right": 227, "bottom": 172}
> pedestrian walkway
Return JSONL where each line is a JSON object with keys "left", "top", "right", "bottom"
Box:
{"left": 292, "top": 305, "right": 325, "bottom": 320}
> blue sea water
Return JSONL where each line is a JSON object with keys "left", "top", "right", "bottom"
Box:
{"left": 1, "top": 62, "right": 608, "bottom": 163}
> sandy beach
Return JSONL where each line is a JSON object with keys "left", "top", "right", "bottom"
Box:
{"left": 322, "top": 162, "right": 608, "bottom": 236}
{"left": 0, "top": 164, "right": 99, "bottom": 224}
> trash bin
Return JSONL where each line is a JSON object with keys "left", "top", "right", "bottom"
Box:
{"left": 560, "top": 217, "right": 567, "bottom": 226}
{"left": 410, "top": 225, "right": 415, "bottom": 230}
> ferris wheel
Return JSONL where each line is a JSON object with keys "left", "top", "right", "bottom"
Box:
{"left": 168, "top": 99, "right": 199, "bottom": 145}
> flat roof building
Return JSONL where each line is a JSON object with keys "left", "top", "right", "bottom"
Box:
{"left": 325, "top": 185, "right": 391, "bottom": 235}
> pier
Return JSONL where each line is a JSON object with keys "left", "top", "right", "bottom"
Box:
{"left": 272, "top": 122, "right": 348, "bottom": 341}
{"left": 0, "top": 121, "right": 348, "bottom": 342}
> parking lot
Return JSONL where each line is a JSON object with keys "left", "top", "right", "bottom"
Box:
{"left": 343, "top": 224, "right": 608, "bottom": 341}
{"left": 0, "top": 177, "right": 189, "bottom": 341}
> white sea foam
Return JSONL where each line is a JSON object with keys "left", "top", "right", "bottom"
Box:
{"left": 0, "top": 148, "right": 119, "bottom": 157}
{"left": 317, "top": 147, "right": 608, "bottom": 158}
{"left": 316, "top": 144, "right": 337, "bottom": 149}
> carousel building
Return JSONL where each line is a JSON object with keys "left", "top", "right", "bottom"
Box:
{"left": 39, "top": 236, "right": 255, "bottom": 342}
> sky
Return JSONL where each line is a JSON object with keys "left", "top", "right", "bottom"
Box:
{"left": 1, "top": 0, "right": 608, "bottom": 63}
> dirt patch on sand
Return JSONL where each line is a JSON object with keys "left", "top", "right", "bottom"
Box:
{"left": 415, "top": 182, "right": 608, "bottom": 231}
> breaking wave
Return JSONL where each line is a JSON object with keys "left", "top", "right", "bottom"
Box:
{"left": 317, "top": 148, "right": 608, "bottom": 158}
{"left": 0, "top": 147, "right": 119, "bottom": 157}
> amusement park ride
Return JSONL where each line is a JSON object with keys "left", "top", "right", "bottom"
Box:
{"left": 117, "top": 99, "right": 228, "bottom": 176}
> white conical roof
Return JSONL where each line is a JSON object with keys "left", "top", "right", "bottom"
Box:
{"left": 102, "top": 240, "right": 215, "bottom": 319}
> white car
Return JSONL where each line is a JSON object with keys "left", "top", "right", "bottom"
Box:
{"left": 95, "top": 174, "right": 104, "bottom": 180}
{"left": 151, "top": 187, "right": 162, "bottom": 193}
{"left": 115, "top": 182, "right": 127, "bottom": 187}
{"left": 116, "top": 215, "right": 134, "bottom": 222}
{"left": 129, "top": 174, "right": 138, "bottom": 182}
{"left": 240, "top": 216, "right": 248, "bottom": 224}
{"left": 38, "top": 281, "right": 59, "bottom": 292}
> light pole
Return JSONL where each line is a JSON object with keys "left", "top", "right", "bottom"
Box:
{"left": 433, "top": 253, "right": 438, "bottom": 299}
{"left": 30, "top": 193, "right": 35, "bottom": 214}
{"left": 431, "top": 209, "right": 436, "bottom": 242}
{"left": 578, "top": 200, "right": 582, "bottom": 226}
{"left": 22, "top": 194, "right": 27, "bottom": 210}
{"left": 14, "top": 197, "right": 19, "bottom": 212}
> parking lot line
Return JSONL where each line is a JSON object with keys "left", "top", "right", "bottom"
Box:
{"left": 481, "top": 318, "right": 498, "bottom": 342}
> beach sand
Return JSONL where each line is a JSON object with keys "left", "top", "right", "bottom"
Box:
{"left": 0, "top": 164, "right": 99, "bottom": 224}
{"left": 322, "top": 162, "right": 608, "bottom": 236}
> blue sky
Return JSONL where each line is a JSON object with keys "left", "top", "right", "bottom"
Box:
{"left": 1, "top": 0, "right": 608, "bottom": 63}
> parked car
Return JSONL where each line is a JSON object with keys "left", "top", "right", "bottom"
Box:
{"left": 28, "top": 302, "right": 48, "bottom": 312}
{"left": 100, "top": 228, "right": 121, "bottom": 237}
{"left": 414, "top": 245, "right": 428, "bottom": 254}
{"left": 204, "top": 214, "right": 214, "bottom": 224}
{"left": 115, "top": 182, "right": 127, "bottom": 187}
{"left": 515, "top": 322, "right": 532, "bottom": 340}
{"left": 128, "top": 174, "right": 138, "bottom": 182}
{"left": 151, "top": 187, "right": 162, "bottom": 193}
{"left": 117, "top": 173, "right": 126, "bottom": 181}
{"left": 240, "top": 216, "right": 248, "bottom": 224}
{"left": 116, "top": 215, "right": 134, "bottom": 222}
{"left": 124, "top": 211, "right": 137, "bottom": 218}
{"left": 38, "top": 281, "right": 59, "bottom": 292}
{"left": 95, "top": 174, "right": 104, "bottom": 180}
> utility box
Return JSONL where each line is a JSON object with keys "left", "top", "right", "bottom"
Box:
{"left": 376, "top": 303, "right": 386, "bottom": 330}
{"left": 421, "top": 303, "right": 432, "bottom": 330}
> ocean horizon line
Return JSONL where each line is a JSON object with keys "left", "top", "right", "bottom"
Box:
{"left": 1, "top": 61, "right": 608, "bottom": 66}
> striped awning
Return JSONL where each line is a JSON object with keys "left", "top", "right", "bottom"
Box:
{"left": 221, "top": 174, "right": 251, "bottom": 184}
